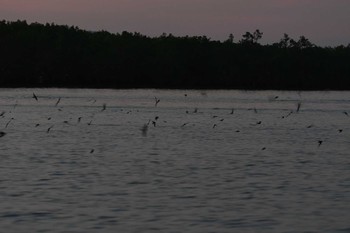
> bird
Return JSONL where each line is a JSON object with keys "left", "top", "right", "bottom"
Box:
{"left": 344, "top": 111, "right": 349, "bottom": 117}
{"left": 47, "top": 125, "right": 54, "bottom": 133}
{"left": 90, "top": 149, "right": 95, "bottom": 154}
{"left": 47, "top": 117, "right": 51, "bottom": 120}
{"left": 193, "top": 108, "right": 198, "bottom": 113}
{"left": 213, "top": 124, "right": 217, "bottom": 128}
{"left": 318, "top": 140, "right": 323, "bottom": 147}
{"left": 154, "top": 97, "right": 160, "bottom": 107}
{"left": 296, "top": 102, "right": 302, "bottom": 113}
{"left": 0, "top": 111, "right": 5, "bottom": 117}
{"left": 35, "top": 124, "right": 40, "bottom": 127}
{"left": 152, "top": 121, "right": 156, "bottom": 127}
{"left": 87, "top": 120, "right": 93, "bottom": 126}
{"left": 77, "top": 117, "right": 82, "bottom": 123}
{"left": 256, "top": 121, "right": 262, "bottom": 125}
{"left": 235, "top": 130, "right": 240, "bottom": 133}
{"left": 101, "top": 103, "right": 106, "bottom": 112}
{"left": 33, "top": 93, "right": 38, "bottom": 101}
{"left": 220, "top": 118, "right": 224, "bottom": 122}
{"left": 0, "top": 131, "right": 6, "bottom": 137}
{"left": 155, "top": 116, "right": 159, "bottom": 121}
{"left": 338, "top": 129, "right": 343, "bottom": 133}
{"left": 181, "top": 123, "right": 189, "bottom": 127}
{"left": 55, "top": 97, "right": 61, "bottom": 107}
{"left": 230, "top": 109, "right": 234, "bottom": 114}
{"left": 261, "top": 147, "right": 266, "bottom": 150}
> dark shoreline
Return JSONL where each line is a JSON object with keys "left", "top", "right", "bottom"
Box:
{"left": 1, "top": 20, "right": 350, "bottom": 90}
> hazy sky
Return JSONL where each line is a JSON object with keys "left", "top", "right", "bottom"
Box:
{"left": 1, "top": 0, "right": 350, "bottom": 45}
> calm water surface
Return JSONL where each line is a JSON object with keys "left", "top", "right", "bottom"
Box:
{"left": 0, "top": 89, "right": 349, "bottom": 233}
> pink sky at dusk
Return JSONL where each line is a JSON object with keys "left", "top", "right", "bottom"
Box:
{"left": 1, "top": 0, "right": 350, "bottom": 45}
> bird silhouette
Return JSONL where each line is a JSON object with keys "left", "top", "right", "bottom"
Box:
{"left": 230, "top": 109, "right": 234, "bottom": 114}
{"left": 47, "top": 125, "right": 54, "bottom": 133}
{"left": 318, "top": 140, "right": 323, "bottom": 147}
{"left": 55, "top": 97, "right": 61, "bottom": 107}
{"left": 296, "top": 102, "right": 302, "bottom": 113}
{"left": 33, "top": 93, "right": 38, "bottom": 101}
{"left": 181, "top": 122, "right": 189, "bottom": 127}
{"left": 154, "top": 97, "right": 160, "bottom": 107}
{"left": 101, "top": 103, "right": 106, "bottom": 111}
{"left": 0, "top": 131, "right": 6, "bottom": 137}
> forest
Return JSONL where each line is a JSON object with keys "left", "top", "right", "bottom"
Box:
{"left": 0, "top": 20, "right": 349, "bottom": 90}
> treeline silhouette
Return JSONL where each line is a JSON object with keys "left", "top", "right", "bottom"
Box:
{"left": 1, "top": 20, "right": 350, "bottom": 90}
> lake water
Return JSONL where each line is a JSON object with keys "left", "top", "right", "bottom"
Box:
{"left": 0, "top": 89, "right": 349, "bottom": 233}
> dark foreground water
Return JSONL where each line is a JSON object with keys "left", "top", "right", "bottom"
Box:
{"left": 0, "top": 89, "right": 349, "bottom": 233}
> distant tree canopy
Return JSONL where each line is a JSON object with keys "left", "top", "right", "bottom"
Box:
{"left": 0, "top": 20, "right": 349, "bottom": 90}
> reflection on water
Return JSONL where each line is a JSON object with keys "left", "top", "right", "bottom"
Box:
{"left": 0, "top": 89, "right": 349, "bottom": 233}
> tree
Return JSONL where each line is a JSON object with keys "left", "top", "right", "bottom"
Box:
{"left": 240, "top": 29, "right": 263, "bottom": 45}
{"left": 225, "top": 33, "right": 234, "bottom": 43}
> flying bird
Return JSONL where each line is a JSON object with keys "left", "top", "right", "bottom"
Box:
{"left": 33, "top": 93, "right": 38, "bottom": 101}
{"left": 47, "top": 125, "right": 54, "bottom": 133}
{"left": 181, "top": 123, "right": 189, "bottom": 127}
{"left": 55, "top": 97, "right": 61, "bottom": 107}
{"left": 296, "top": 102, "right": 302, "bottom": 113}
{"left": 0, "top": 131, "right": 6, "bottom": 138}
{"left": 101, "top": 103, "right": 107, "bottom": 111}
{"left": 154, "top": 97, "right": 160, "bottom": 107}
{"left": 318, "top": 140, "right": 323, "bottom": 147}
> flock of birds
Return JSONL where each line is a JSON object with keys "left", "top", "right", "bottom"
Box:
{"left": 0, "top": 92, "right": 349, "bottom": 153}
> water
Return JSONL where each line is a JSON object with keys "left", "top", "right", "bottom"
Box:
{"left": 0, "top": 89, "right": 349, "bottom": 233}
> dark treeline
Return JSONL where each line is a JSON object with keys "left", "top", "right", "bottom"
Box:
{"left": 1, "top": 20, "right": 350, "bottom": 90}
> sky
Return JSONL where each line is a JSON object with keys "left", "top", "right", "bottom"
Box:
{"left": 1, "top": 0, "right": 350, "bottom": 46}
